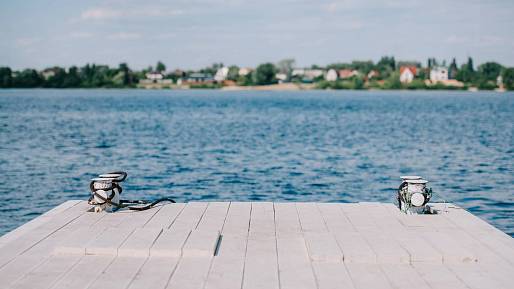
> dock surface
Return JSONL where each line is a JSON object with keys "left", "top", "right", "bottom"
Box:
{"left": 0, "top": 201, "right": 513, "bottom": 289}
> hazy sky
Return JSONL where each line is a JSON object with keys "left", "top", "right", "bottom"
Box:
{"left": 1, "top": 0, "right": 513, "bottom": 70}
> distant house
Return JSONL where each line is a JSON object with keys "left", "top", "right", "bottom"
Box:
{"left": 430, "top": 67, "right": 448, "bottom": 82}
{"left": 325, "top": 69, "right": 338, "bottom": 82}
{"left": 292, "top": 69, "right": 305, "bottom": 77}
{"left": 238, "top": 67, "right": 253, "bottom": 76}
{"left": 138, "top": 71, "right": 172, "bottom": 88}
{"left": 275, "top": 73, "right": 288, "bottom": 83}
{"left": 145, "top": 71, "right": 164, "bottom": 81}
{"left": 367, "top": 70, "right": 379, "bottom": 80}
{"left": 186, "top": 73, "right": 214, "bottom": 83}
{"left": 214, "top": 67, "right": 229, "bottom": 82}
{"left": 291, "top": 69, "right": 324, "bottom": 82}
{"left": 304, "top": 69, "right": 324, "bottom": 79}
{"left": 497, "top": 75, "right": 503, "bottom": 87}
{"left": 399, "top": 66, "right": 417, "bottom": 83}
{"left": 41, "top": 68, "right": 59, "bottom": 80}
{"left": 173, "top": 69, "right": 186, "bottom": 78}
{"left": 338, "top": 69, "right": 359, "bottom": 79}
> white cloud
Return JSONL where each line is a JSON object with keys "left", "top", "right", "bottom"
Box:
{"left": 70, "top": 32, "right": 94, "bottom": 39}
{"left": 80, "top": 6, "right": 183, "bottom": 21}
{"left": 154, "top": 33, "right": 177, "bottom": 40}
{"left": 108, "top": 32, "right": 142, "bottom": 40}
{"left": 15, "top": 37, "right": 40, "bottom": 47}
{"left": 81, "top": 8, "right": 121, "bottom": 20}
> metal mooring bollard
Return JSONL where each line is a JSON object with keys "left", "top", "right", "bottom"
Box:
{"left": 397, "top": 176, "right": 433, "bottom": 214}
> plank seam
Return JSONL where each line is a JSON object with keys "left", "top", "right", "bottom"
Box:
{"left": 239, "top": 202, "right": 253, "bottom": 289}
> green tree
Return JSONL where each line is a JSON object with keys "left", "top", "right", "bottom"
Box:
{"left": 227, "top": 65, "right": 239, "bottom": 81}
{"left": 118, "top": 63, "right": 135, "bottom": 86}
{"left": 456, "top": 57, "right": 475, "bottom": 83}
{"left": 383, "top": 71, "right": 401, "bottom": 89}
{"left": 156, "top": 61, "right": 166, "bottom": 72}
{"left": 477, "top": 62, "right": 504, "bottom": 82}
{"left": 62, "top": 66, "right": 81, "bottom": 87}
{"left": 277, "top": 58, "right": 295, "bottom": 80}
{"left": 0, "top": 67, "right": 13, "bottom": 88}
{"left": 448, "top": 58, "right": 458, "bottom": 79}
{"left": 351, "top": 60, "right": 374, "bottom": 73}
{"left": 502, "top": 68, "right": 514, "bottom": 90}
{"left": 13, "top": 69, "right": 43, "bottom": 87}
{"left": 377, "top": 56, "right": 395, "bottom": 70}
{"left": 253, "top": 63, "right": 277, "bottom": 85}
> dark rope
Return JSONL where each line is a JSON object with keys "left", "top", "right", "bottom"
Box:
{"left": 89, "top": 171, "right": 175, "bottom": 211}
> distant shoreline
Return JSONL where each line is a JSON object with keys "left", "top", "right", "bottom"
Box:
{"left": 0, "top": 84, "right": 509, "bottom": 92}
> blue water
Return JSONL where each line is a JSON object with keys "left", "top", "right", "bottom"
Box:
{"left": 0, "top": 89, "right": 512, "bottom": 236}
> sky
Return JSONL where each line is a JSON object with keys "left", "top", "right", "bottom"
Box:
{"left": 1, "top": 0, "right": 513, "bottom": 70}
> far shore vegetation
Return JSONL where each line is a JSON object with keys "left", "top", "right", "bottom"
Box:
{"left": 1, "top": 57, "right": 513, "bottom": 91}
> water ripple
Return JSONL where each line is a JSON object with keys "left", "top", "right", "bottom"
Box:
{"left": 0, "top": 89, "right": 513, "bottom": 236}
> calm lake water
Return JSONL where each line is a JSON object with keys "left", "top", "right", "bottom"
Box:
{"left": 0, "top": 89, "right": 512, "bottom": 236}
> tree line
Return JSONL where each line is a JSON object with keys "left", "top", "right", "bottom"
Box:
{"left": 1, "top": 57, "right": 513, "bottom": 90}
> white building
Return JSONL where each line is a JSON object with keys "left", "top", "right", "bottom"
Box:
{"left": 399, "top": 66, "right": 416, "bottom": 83}
{"left": 238, "top": 67, "right": 252, "bottom": 76}
{"left": 275, "top": 73, "right": 287, "bottom": 83}
{"left": 367, "top": 70, "right": 379, "bottom": 79}
{"left": 214, "top": 67, "right": 229, "bottom": 82}
{"left": 430, "top": 67, "right": 448, "bottom": 82}
{"left": 145, "top": 72, "right": 164, "bottom": 81}
{"left": 304, "top": 69, "right": 324, "bottom": 79}
{"left": 325, "top": 69, "right": 338, "bottom": 81}
{"left": 292, "top": 69, "right": 305, "bottom": 77}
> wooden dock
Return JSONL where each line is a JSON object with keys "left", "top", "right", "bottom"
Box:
{"left": 0, "top": 201, "right": 512, "bottom": 289}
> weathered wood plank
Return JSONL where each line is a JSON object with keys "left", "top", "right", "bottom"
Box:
{"left": 117, "top": 228, "right": 163, "bottom": 257}
{"left": 204, "top": 203, "right": 251, "bottom": 289}
{"left": 143, "top": 203, "right": 186, "bottom": 229}
{"left": 274, "top": 202, "right": 302, "bottom": 236}
{"left": 312, "top": 262, "right": 355, "bottom": 289}
{"left": 392, "top": 233, "right": 443, "bottom": 263}
{"left": 196, "top": 202, "right": 230, "bottom": 232}
{"left": 204, "top": 235, "right": 247, "bottom": 289}
{"left": 360, "top": 231, "right": 411, "bottom": 264}
{"left": 420, "top": 230, "right": 477, "bottom": 263}
{"left": 242, "top": 236, "right": 279, "bottom": 289}
{"left": 316, "top": 203, "right": 355, "bottom": 233}
{"left": 345, "top": 263, "right": 393, "bottom": 289}
{"left": 243, "top": 202, "right": 278, "bottom": 289}
{"left": 413, "top": 263, "right": 469, "bottom": 289}
{"left": 297, "top": 202, "right": 328, "bottom": 232}
{"left": 88, "top": 256, "right": 147, "bottom": 289}
{"left": 85, "top": 227, "right": 134, "bottom": 255}
{"left": 10, "top": 255, "right": 82, "bottom": 289}
{"left": 150, "top": 228, "right": 190, "bottom": 257}
{"left": 0, "top": 201, "right": 89, "bottom": 268}
{"left": 276, "top": 235, "right": 317, "bottom": 289}
{"left": 334, "top": 232, "right": 376, "bottom": 263}
{"left": 54, "top": 227, "right": 107, "bottom": 255}
{"left": 117, "top": 207, "right": 161, "bottom": 229}
{"left": 380, "top": 264, "right": 432, "bottom": 289}
{"left": 166, "top": 202, "right": 230, "bottom": 289}
{"left": 340, "top": 203, "right": 377, "bottom": 231}
{"left": 221, "top": 202, "right": 251, "bottom": 235}
{"left": 248, "top": 202, "right": 275, "bottom": 238}
{"left": 182, "top": 229, "right": 220, "bottom": 257}
{"left": 446, "top": 263, "right": 509, "bottom": 289}
{"left": 171, "top": 202, "right": 209, "bottom": 231}
{"left": 127, "top": 257, "right": 179, "bottom": 289}
{"left": 49, "top": 256, "right": 114, "bottom": 289}
{"left": 0, "top": 200, "right": 81, "bottom": 248}
{"left": 166, "top": 257, "right": 212, "bottom": 289}
{"left": 304, "top": 232, "right": 343, "bottom": 263}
